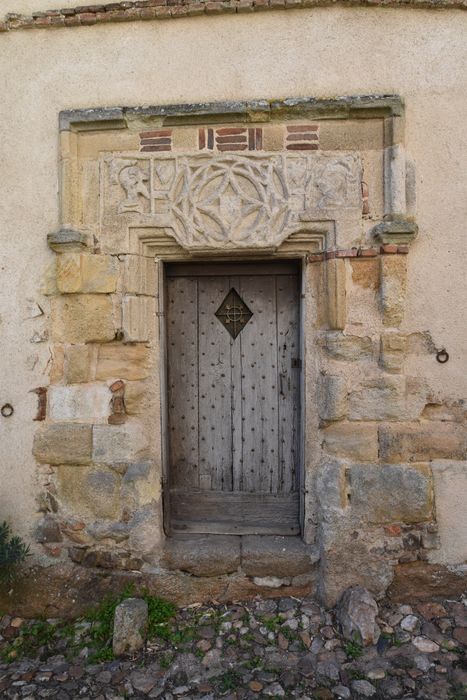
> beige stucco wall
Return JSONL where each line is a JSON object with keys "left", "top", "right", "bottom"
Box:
{"left": 0, "top": 7, "right": 466, "bottom": 565}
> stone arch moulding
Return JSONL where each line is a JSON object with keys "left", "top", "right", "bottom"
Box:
{"left": 35, "top": 95, "right": 424, "bottom": 606}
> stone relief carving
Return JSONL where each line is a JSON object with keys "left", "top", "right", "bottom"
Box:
{"left": 108, "top": 158, "right": 150, "bottom": 214}
{"left": 103, "top": 153, "right": 361, "bottom": 250}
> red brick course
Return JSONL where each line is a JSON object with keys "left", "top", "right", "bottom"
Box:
{"left": 2, "top": 0, "right": 464, "bottom": 33}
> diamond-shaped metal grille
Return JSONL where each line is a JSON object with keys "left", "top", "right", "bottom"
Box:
{"left": 215, "top": 288, "right": 253, "bottom": 339}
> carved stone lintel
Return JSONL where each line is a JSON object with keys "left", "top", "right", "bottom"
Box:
{"left": 47, "top": 227, "right": 88, "bottom": 253}
{"left": 371, "top": 219, "right": 418, "bottom": 246}
{"left": 104, "top": 152, "right": 362, "bottom": 252}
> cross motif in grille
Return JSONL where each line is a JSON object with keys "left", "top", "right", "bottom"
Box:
{"left": 215, "top": 288, "right": 253, "bottom": 339}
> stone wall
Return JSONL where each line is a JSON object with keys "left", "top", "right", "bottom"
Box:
{"left": 0, "top": 5, "right": 466, "bottom": 609}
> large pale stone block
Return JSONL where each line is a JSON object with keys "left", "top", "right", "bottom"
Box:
{"left": 81, "top": 254, "right": 119, "bottom": 293}
{"left": 122, "top": 296, "right": 156, "bottom": 343}
{"left": 65, "top": 345, "right": 92, "bottom": 384}
{"left": 48, "top": 385, "right": 110, "bottom": 422}
{"left": 57, "top": 465, "right": 120, "bottom": 519}
{"left": 33, "top": 423, "right": 92, "bottom": 465}
{"left": 322, "top": 422, "right": 378, "bottom": 462}
{"left": 92, "top": 423, "right": 148, "bottom": 464}
{"left": 96, "top": 343, "right": 153, "bottom": 381}
{"left": 51, "top": 295, "right": 116, "bottom": 343}
{"left": 318, "top": 375, "right": 347, "bottom": 421}
{"left": 349, "top": 376, "right": 406, "bottom": 421}
{"left": 379, "top": 332, "right": 406, "bottom": 373}
{"left": 379, "top": 423, "right": 467, "bottom": 463}
{"left": 56, "top": 254, "right": 118, "bottom": 294}
{"left": 380, "top": 255, "right": 407, "bottom": 327}
{"left": 350, "top": 463, "right": 433, "bottom": 524}
{"left": 320, "top": 331, "right": 374, "bottom": 361}
{"left": 430, "top": 461, "right": 467, "bottom": 565}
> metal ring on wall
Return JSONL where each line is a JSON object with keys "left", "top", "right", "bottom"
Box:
{"left": 436, "top": 349, "right": 449, "bottom": 364}
{"left": 1, "top": 403, "right": 14, "bottom": 417}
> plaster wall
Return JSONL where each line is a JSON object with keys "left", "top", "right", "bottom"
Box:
{"left": 0, "top": 8, "right": 466, "bottom": 569}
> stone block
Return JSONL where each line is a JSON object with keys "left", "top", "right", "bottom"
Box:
{"left": 56, "top": 253, "right": 81, "bottom": 293}
{"left": 56, "top": 254, "right": 118, "bottom": 294}
{"left": 350, "top": 463, "right": 433, "bottom": 524}
{"left": 380, "top": 255, "right": 407, "bottom": 327}
{"left": 350, "top": 258, "right": 380, "bottom": 291}
{"left": 318, "top": 518, "right": 394, "bottom": 607}
{"left": 50, "top": 345, "right": 65, "bottom": 383}
{"left": 322, "top": 423, "right": 378, "bottom": 462}
{"left": 326, "top": 258, "right": 346, "bottom": 330}
{"left": 262, "top": 125, "right": 284, "bottom": 151}
{"left": 35, "top": 516, "right": 63, "bottom": 544}
{"left": 124, "top": 381, "right": 149, "bottom": 415}
{"left": 113, "top": 598, "right": 148, "bottom": 657}
{"left": 122, "top": 296, "right": 156, "bottom": 343}
{"left": 315, "top": 458, "right": 347, "bottom": 517}
{"left": 349, "top": 376, "right": 406, "bottom": 421}
{"left": 379, "top": 332, "right": 406, "bottom": 373}
{"left": 96, "top": 343, "right": 153, "bottom": 381}
{"left": 33, "top": 423, "right": 92, "bottom": 465}
{"left": 64, "top": 345, "right": 92, "bottom": 384}
{"left": 318, "top": 374, "right": 347, "bottom": 421}
{"left": 57, "top": 466, "right": 121, "bottom": 519}
{"left": 241, "top": 536, "right": 319, "bottom": 577}
{"left": 162, "top": 535, "right": 241, "bottom": 576}
{"left": 123, "top": 255, "right": 156, "bottom": 296}
{"left": 92, "top": 423, "right": 148, "bottom": 464}
{"left": 47, "top": 227, "right": 87, "bottom": 252}
{"left": 127, "top": 504, "right": 162, "bottom": 554}
{"left": 81, "top": 254, "right": 119, "bottom": 293}
{"left": 51, "top": 295, "right": 116, "bottom": 343}
{"left": 430, "top": 461, "right": 467, "bottom": 565}
{"left": 320, "top": 332, "right": 374, "bottom": 361}
{"left": 48, "top": 385, "right": 110, "bottom": 422}
{"left": 121, "top": 461, "right": 160, "bottom": 510}
{"left": 379, "top": 423, "right": 467, "bottom": 463}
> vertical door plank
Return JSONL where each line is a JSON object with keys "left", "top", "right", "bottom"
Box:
{"left": 277, "top": 274, "right": 300, "bottom": 494}
{"left": 198, "top": 276, "right": 233, "bottom": 491}
{"left": 167, "top": 276, "right": 199, "bottom": 489}
{"left": 239, "top": 275, "right": 279, "bottom": 494}
{"left": 230, "top": 275, "right": 244, "bottom": 492}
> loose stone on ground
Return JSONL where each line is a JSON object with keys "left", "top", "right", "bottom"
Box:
{"left": 0, "top": 593, "right": 465, "bottom": 699}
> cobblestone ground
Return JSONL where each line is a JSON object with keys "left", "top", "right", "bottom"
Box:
{"left": 0, "top": 595, "right": 466, "bottom": 700}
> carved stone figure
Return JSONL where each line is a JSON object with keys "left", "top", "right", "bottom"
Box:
{"left": 118, "top": 165, "right": 150, "bottom": 214}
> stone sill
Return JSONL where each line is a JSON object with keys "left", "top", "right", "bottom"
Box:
{"left": 161, "top": 533, "right": 320, "bottom": 580}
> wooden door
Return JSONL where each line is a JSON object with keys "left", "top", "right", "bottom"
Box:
{"left": 165, "top": 261, "right": 301, "bottom": 535}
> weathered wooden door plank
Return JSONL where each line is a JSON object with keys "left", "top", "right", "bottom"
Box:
{"left": 167, "top": 276, "right": 199, "bottom": 489}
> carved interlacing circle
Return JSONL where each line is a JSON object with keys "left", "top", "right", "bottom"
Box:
{"left": 169, "top": 157, "right": 289, "bottom": 247}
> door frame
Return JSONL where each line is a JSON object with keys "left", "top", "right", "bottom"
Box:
{"left": 160, "top": 255, "right": 306, "bottom": 537}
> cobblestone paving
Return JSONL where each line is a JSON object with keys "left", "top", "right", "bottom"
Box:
{"left": 0, "top": 595, "right": 466, "bottom": 699}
